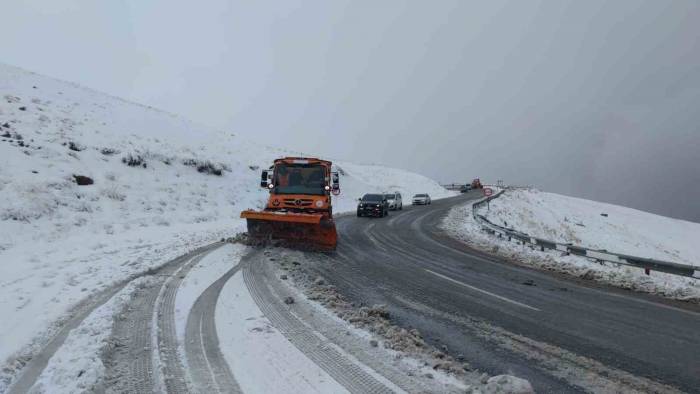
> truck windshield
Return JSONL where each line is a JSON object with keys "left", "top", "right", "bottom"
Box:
{"left": 273, "top": 163, "right": 326, "bottom": 195}
{"left": 384, "top": 194, "right": 395, "bottom": 199}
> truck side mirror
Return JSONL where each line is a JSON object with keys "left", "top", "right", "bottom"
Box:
{"left": 260, "top": 170, "right": 269, "bottom": 188}
{"left": 331, "top": 172, "right": 340, "bottom": 195}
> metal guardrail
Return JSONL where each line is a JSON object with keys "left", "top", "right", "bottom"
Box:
{"left": 472, "top": 190, "right": 699, "bottom": 279}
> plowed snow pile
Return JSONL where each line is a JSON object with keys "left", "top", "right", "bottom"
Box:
{"left": 0, "top": 63, "right": 453, "bottom": 370}
{"left": 442, "top": 188, "right": 700, "bottom": 301}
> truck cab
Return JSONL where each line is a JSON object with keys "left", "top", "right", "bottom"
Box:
{"left": 259, "top": 158, "right": 339, "bottom": 215}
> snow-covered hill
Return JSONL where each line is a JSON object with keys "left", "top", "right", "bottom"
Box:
{"left": 442, "top": 188, "right": 700, "bottom": 301}
{"left": 0, "top": 63, "right": 454, "bottom": 366}
{"left": 483, "top": 189, "right": 700, "bottom": 267}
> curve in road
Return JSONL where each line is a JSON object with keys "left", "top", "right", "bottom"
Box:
{"left": 302, "top": 191, "right": 700, "bottom": 393}
{"left": 9, "top": 192, "right": 699, "bottom": 393}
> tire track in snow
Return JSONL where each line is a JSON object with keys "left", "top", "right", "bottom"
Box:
{"left": 184, "top": 263, "right": 242, "bottom": 393}
{"left": 6, "top": 242, "right": 220, "bottom": 394}
{"left": 242, "top": 249, "right": 398, "bottom": 394}
{"left": 153, "top": 245, "right": 217, "bottom": 393}
{"left": 101, "top": 242, "right": 224, "bottom": 393}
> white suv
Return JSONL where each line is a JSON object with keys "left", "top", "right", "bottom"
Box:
{"left": 384, "top": 192, "right": 403, "bottom": 210}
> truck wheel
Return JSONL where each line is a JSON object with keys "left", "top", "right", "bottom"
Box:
{"left": 357, "top": 211, "right": 362, "bottom": 217}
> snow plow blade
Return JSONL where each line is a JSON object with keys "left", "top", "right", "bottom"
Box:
{"left": 240, "top": 210, "right": 337, "bottom": 251}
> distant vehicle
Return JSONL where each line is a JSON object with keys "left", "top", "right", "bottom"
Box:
{"left": 357, "top": 194, "right": 389, "bottom": 217}
{"left": 460, "top": 184, "right": 471, "bottom": 193}
{"left": 471, "top": 178, "right": 483, "bottom": 189}
{"left": 384, "top": 192, "right": 403, "bottom": 210}
{"left": 412, "top": 193, "right": 431, "bottom": 205}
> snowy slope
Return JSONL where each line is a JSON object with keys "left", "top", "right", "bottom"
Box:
{"left": 0, "top": 63, "right": 454, "bottom": 366}
{"left": 483, "top": 189, "right": 700, "bottom": 268}
{"left": 442, "top": 189, "right": 700, "bottom": 301}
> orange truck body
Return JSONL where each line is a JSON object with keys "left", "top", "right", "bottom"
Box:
{"left": 240, "top": 157, "right": 338, "bottom": 251}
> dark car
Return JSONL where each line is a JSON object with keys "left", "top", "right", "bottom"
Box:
{"left": 357, "top": 194, "right": 389, "bottom": 217}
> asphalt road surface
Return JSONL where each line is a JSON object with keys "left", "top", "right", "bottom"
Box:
{"left": 303, "top": 191, "right": 700, "bottom": 393}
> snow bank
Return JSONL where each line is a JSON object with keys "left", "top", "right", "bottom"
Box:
{"left": 331, "top": 161, "right": 453, "bottom": 213}
{"left": 483, "top": 188, "right": 700, "bottom": 268}
{"left": 442, "top": 190, "right": 700, "bottom": 301}
{"left": 0, "top": 63, "right": 452, "bottom": 367}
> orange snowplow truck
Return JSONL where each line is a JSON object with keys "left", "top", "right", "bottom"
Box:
{"left": 240, "top": 157, "right": 340, "bottom": 251}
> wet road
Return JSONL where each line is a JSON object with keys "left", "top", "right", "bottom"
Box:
{"left": 304, "top": 191, "right": 700, "bottom": 393}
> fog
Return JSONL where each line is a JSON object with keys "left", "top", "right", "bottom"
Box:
{"left": 2, "top": 0, "right": 699, "bottom": 221}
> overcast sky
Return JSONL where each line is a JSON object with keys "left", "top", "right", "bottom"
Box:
{"left": 2, "top": 0, "right": 699, "bottom": 222}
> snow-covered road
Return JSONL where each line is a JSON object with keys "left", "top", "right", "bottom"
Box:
{"left": 6, "top": 243, "right": 226, "bottom": 393}
{"left": 5, "top": 241, "right": 475, "bottom": 393}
